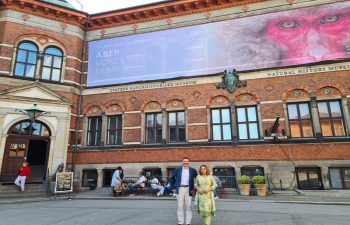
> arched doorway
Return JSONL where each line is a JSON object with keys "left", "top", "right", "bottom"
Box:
{"left": 0, "top": 120, "right": 51, "bottom": 183}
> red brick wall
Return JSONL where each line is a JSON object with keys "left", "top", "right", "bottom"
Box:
{"left": 67, "top": 143, "right": 350, "bottom": 164}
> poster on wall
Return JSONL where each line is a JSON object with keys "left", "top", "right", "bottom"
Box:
{"left": 54, "top": 172, "right": 73, "bottom": 193}
{"left": 87, "top": 2, "right": 350, "bottom": 87}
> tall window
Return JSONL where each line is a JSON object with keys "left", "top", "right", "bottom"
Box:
{"left": 211, "top": 108, "right": 231, "bottom": 141}
{"left": 14, "top": 42, "right": 38, "bottom": 78}
{"left": 42, "top": 47, "right": 63, "bottom": 81}
{"left": 107, "top": 115, "right": 122, "bottom": 145}
{"left": 146, "top": 113, "right": 162, "bottom": 143}
{"left": 236, "top": 106, "right": 259, "bottom": 140}
{"left": 317, "top": 101, "right": 345, "bottom": 137}
{"left": 287, "top": 103, "right": 313, "bottom": 137}
{"left": 87, "top": 117, "right": 102, "bottom": 146}
{"left": 168, "top": 111, "right": 186, "bottom": 142}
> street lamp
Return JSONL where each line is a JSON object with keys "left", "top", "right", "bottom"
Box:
{"left": 16, "top": 103, "right": 50, "bottom": 123}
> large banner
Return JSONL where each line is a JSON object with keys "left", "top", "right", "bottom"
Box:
{"left": 87, "top": 2, "right": 350, "bottom": 87}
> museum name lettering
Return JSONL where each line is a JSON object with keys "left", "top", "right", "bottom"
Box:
{"left": 110, "top": 81, "right": 197, "bottom": 92}
{"left": 267, "top": 64, "right": 350, "bottom": 77}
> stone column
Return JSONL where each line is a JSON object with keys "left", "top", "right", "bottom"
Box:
{"left": 50, "top": 116, "right": 69, "bottom": 174}
{"left": 341, "top": 97, "right": 350, "bottom": 136}
{"left": 310, "top": 92, "right": 322, "bottom": 139}
{"left": 230, "top": 99, "right": 238, "bottom": 141}
{"left": 97, "top": 168, "right": 103, "bottom": 188}
{"left": 321, "top": 166, "right": 330, "bottom": 189}
{"left": 162, "top": 106, "right": 166, "bottom": 145}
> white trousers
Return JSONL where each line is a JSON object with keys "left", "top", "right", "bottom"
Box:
{"left": 14, "top": 175, "right": 26, "bottom": 191}
{"left": 177, "top": 187, "right": 192, "bottom": 225}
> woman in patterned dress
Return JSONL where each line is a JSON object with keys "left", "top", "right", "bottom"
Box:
{"left": 194, "top": 165, "right": 217, "bottom": 225}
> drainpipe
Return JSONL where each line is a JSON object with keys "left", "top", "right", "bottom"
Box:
{"left": 72, "top": 15, "right": 90, "bottom": 172}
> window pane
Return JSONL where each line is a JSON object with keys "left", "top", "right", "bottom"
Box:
{"left": 31, "top": 124, "right": 40, "bottom": 136}
{"left": 178, "top": 127, "right": 186, "bottom": 142}
{"left": 297, "top": 171, "right": 308, "bottom": 188}
{"left": 169, "top": 127, "right": 177, "bottom": 142}
{"left": 45, "top": 48, "right": 62, "bottom": 56}
{"left": 26, "top": 65, "right": 35, "bottom": 77}
{"left": 17, "top": 50, "right": 27, "bottom": 62}
{"left": 117, "top": 117, "right": 123, "bottom": 129}
{"left": 28, "top": 52, "right": 37, "bottom": 64}
{"left": 156, "top": 113, "right": 162, "bottom": 126}
{"left": 318, "top": 102, "right": 329, "bottom": 118}
{"left": 20, "top": 43, "right": 37, "bottom": 51}
{"left": 238, "top": 124, "right": 248, "bottom": 139}
{"left": 329, "top": 169, "right": 343, "bottom": 189}
{"left": 333, "top": 119, "right": 345, "bottom": 136}
{"left": 222, "top": 124, "right": 231, "bottom": 140}
{"left": 320, "top": 120, "right": 332, "bottom": 136}
{"left": 308, "top": 171, "right": 319, "bottom": 188}
{"left": 221, "top": 109, "right": 230, "bottom": 123}
{"left": 53, "top": 56, "right": 62, "bottom": 68}
{"left": 97, "top": 118, "right": 102, "bottom": 130}
{"left": 301, "top": 121, "right": 313, "bottom": 137}
{"left": 96, "top": 131, "right": 101, "bottom": 145}
{"left": 43, "top": 55, "right": 52, "bottom": 66}
{"left": 169, "top": 113, "right": 176, "bottom": 126}
{"left": 329, "top": 101, "right": 341, "bottom": 117}
{"left": 146, "top": 128, "right": 154, "bottom": 143}
{"left": 109, "top": 117, "right": 116, "bottom": 130}
{"left": 146, "top": 114, "right": 154, "bottom": 127}
{"left": 156, "top": 128, "right": 162, "bottom": 143}
{"left": 237, "top": 108, "right": 246, "bottom": 122}
{"left": 213, "top": 125, "right": 222, "bottom": 140}
{"left": 247, "top": 107, "right": 257, "bottom": 121}
{"left": 249, "top": 123, "right": 259, "bottom": 139}
{"left": 88, "top": 132, "right": 95, "bottom": 145}
{"left": 287, "top": 104, "right": 298, "bottom": 119}
{"left": 290, "top": 121, "right": 301, "bottom": 137}
{"left": 42, "top": 67, "right": 51, "bottom": 80}
{"left": 212, "top": 110, "right": 220, "bottom": 123}
{"left": 89, "top": 118, "right": 96, "bottom": 130}
{"left": 108, "top": 131, "right": 115, "bottom": 145}
{"left": 51, "top": 69, "right": 60, "bottom": 81}
{"left": 116, "top": 131, "right": 122, "bottom": 145}
{"left": 299, "top": 104, "right": 310, "bottom": 119}
{"left": 15, "top": 63, "right": 25, "bottom": 76}
{"left": 178, "top": 112, "right": 185, "bottom": 126}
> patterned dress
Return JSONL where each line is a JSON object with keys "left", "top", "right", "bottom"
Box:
{"left": 194, "top": 175, "right": 217, "bottom": 219}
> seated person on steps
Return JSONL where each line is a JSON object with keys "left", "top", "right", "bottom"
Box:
{"left": 129, "top": 171, "right": 146, "bottom": 196}
{"left": 151, "top": 174, "right": 165, "bottom": 197}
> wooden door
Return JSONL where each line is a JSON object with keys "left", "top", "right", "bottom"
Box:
{"left": 0, "top": 139, "right": 28, "bottom": 182}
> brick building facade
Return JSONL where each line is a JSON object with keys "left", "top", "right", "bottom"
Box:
{"left": 0, "top": 0, "right": 349, "bottom": 191}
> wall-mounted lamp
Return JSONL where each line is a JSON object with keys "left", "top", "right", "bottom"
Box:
{"left": 16, "top": 103, "right": 50, "bottom": 123}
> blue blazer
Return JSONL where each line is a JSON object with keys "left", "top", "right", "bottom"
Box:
{"left": 169, "top": 166, "right": 198, "bottom": 196}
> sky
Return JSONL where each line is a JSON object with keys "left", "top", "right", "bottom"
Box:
{"left": 67, "top": 0, "right": 169, "bottom": 14}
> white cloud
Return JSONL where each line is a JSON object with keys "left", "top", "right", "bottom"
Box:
{"left": 67, "top": 0, "right": 168, "bottom": 14}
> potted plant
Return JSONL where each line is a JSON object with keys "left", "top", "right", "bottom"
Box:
{"left": 252, "top": 175, "right": 267, "bottom": 196}
{"left": 237, "top": 175, "right": 251, "bottom": 196}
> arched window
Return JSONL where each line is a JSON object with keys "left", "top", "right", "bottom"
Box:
{"left": 42, "top": 47, "right": 63, "bottom": 81}
{"left": 9, "top": 120, "right": 51, "bottom": 136}
{"left": 14, "top": 42, "right": 38, "bottom": 78}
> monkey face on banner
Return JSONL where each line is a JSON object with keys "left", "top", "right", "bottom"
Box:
{"left": 265, "top": 7, "right": 350, "bottom": 65}
{"left": 216, "top": 2, "right": 350, "bottom": 71}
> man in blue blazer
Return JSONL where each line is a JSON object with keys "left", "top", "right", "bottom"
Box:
{"left": 170, "top": 157, "right": 198, "bottom": 225}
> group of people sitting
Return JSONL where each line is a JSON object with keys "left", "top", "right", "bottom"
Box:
{"left": 110, "top": 166, "right": 223, "bottom": 198}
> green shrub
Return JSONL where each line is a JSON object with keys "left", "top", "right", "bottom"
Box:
{"left": 237, "top": 175, "right": 251, "bottom": 184}
{"left": 252, "top": 175, "right": 265, "bottom": 184}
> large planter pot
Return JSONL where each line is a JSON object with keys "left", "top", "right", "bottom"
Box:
{"left": 238, "top": 184, "right": 251, "bottom": 196}
{"left": 254, "top": 184, "right": 267, "bottom": 196}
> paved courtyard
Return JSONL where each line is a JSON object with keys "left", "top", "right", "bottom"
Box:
{"left": 0, "top": 199, "right": 349, "bottom": 225}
